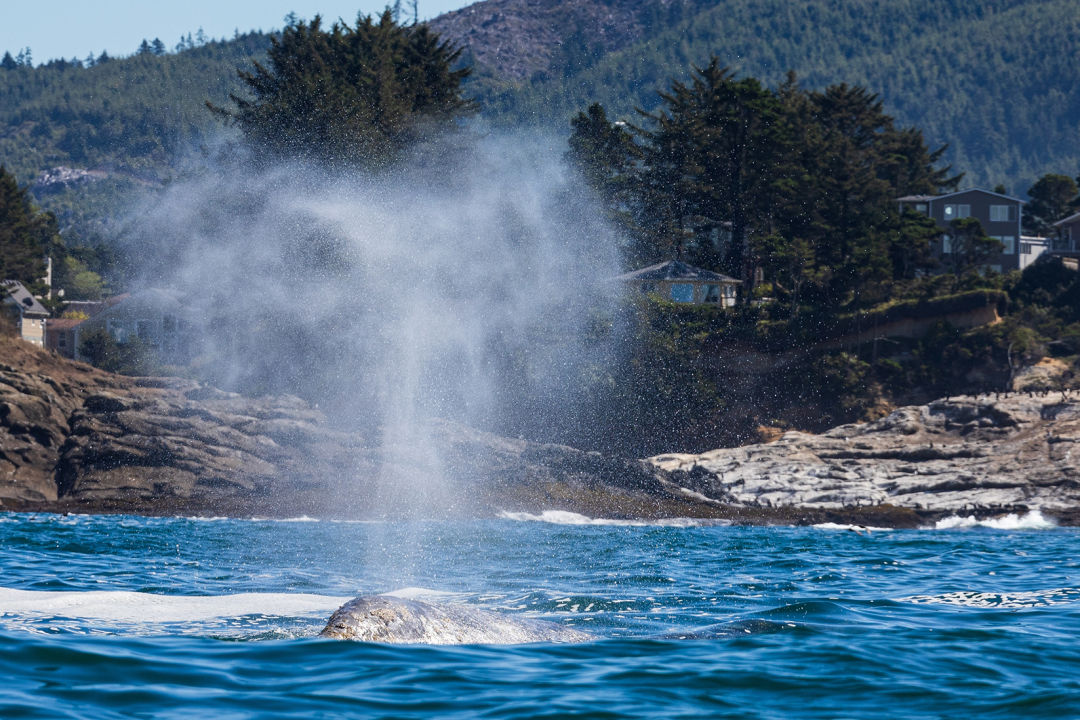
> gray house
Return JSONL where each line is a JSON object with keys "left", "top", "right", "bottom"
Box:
{"left": 615, "top": 260, "right": 741, "bottom": 307}
{"left": 1053, "top": 210, "right": 1080, "bottom": 252}
{"left": 897, "top": 188, "right": 1033, "bottom": 272}
{"left": 72, "top": 289, "right": 194, "bottom": 365}
{"left": 2, "top": 279, "right": 49, "bottom": 347}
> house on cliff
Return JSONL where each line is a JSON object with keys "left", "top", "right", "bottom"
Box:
{"left": 897, "top": 188, "right": 1047, "bottom": 271}
{"left": 615, "top": 260, "right": 741, "bottom": 307}
{"left": 70, "top": 289, "right": 193, "bottom": 365}
{"left": 2, "top": 280, "right": 49, "bottom": 347}
{"left": 1053, "top": 211, "right": 1080, "bottom": 253}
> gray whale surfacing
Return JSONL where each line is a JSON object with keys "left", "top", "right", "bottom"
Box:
{"left": 320, "top": 595, "right": 595, "bottom": 644}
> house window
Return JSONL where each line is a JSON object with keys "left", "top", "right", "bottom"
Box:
{"left": 942, "top": 234, "right": 952, "bottom": 253}
{"left": 943, "top": 204, "right": 970, "bottom": 220}
{"left": 703, "top": 285, "right": 721, "bottom": 303}
{"left": 58, "top": 334, "right": 66, "bottom": 348}
{"left": 914, "top": 203, "right": 928, "bottom": 213}
{"left": 640, "top": 283, "right": 656, "bottom": 295}
{"left": 992, "top": 236, "right": 1016, "bottom": 254}
{"left": 106, "top": 318, "right": 126, "bottom": 343}
{"left": 990, "top": 205, "right": 1015, "bottom": 222}
{"left": 162, "top": 314, "right": 177, "bottom": 333}
{"left": 670, "top": 284, "right": 694, "bottom": 303}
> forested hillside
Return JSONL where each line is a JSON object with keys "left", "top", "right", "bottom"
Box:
{"left": 434, "top": 0, "right": 1080, "bottom": 192}
{"left": 1, "top": 0, "right": 1078, "bottom": 232}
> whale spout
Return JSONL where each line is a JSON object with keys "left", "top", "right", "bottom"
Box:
{"left": 320, "top": 595, "right": 594, "bottom": 644}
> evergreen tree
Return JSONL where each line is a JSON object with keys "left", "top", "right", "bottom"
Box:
{"left": 1, "top": 52, "right": 16, "bottom": 71}
{"left": 151, "top": 38, "right": 166, "bottom": 56}
{"left": 211, "top": 10, "right": 473, "bottom": 169}
{"left": 566, "top": 103, "right": 640, "bottom": 254}
{"left": 0, "top": 166, "right": 61, "bottom": 289}
{"left": 1024, "top": 173, "right": 1079, "bottom": 235}
{"left": 947, "top": 217, "right": 1002, "bottom": 273}
{"left": 138, "top": 39, "right": 153, "bottom": 55}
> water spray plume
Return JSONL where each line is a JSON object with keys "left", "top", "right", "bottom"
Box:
{"left": 123, "top": 131, "right": 624, "bottom": 517}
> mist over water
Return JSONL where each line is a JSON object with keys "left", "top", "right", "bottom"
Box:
{"left": 122, "top": 131, "right": 624, "bottom": 514}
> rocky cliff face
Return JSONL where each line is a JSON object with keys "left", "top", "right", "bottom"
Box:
{"left": 3, "top": 334, "right": 1080, "bottom": 525}
{"left": 651, "top": 392, "right": 1080, "bottom": 524}
{"left": 0, "top": 335, "right": 691, "bottom": 519}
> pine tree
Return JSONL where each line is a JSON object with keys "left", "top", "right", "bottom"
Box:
{"left": 210, "top": 10, "right": 472, "bottom": 169}
{"left": 1, "top": 52, "right": 16, "bottom": 71}
{"left": 0, "top": 166, "right": 61, "bottom": 289}
{"left": 1024, "top": 173, "right": 1079, "bottom": 235}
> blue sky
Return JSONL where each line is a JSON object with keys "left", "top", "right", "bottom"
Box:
{"left": 1, "top": 0, "right": 475, "bottom": 64}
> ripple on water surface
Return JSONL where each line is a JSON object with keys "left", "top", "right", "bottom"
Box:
{"left": 1, "top": 512, "right": 1078, "bottom": 719}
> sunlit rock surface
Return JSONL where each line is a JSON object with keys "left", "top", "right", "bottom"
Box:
{"left": 652, "top": 392, "right": 1080, "bottom": 523}
{"left": 3, "top": 336, "right": 1080, "bottom": 525}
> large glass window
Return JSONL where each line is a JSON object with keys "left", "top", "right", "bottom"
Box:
{"left": 990, "top": 204, "right": 1015, "bottom": 222}
{"left": 703, "top": 285, "right": 721, "bottom": 303}
{"left": 670, "top": 284, "right": 694, "bottom": 303}
{"left": 942, "top": 234, "right": 952, "bottom": 253}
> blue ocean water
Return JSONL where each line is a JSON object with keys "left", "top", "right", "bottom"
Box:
{"left": 1, "top": 510, "right": 1078, "bottom": 719}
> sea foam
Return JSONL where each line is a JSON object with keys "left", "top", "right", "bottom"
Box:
{"left": 932, "top": 509, "right": 1057, "bottom": 530}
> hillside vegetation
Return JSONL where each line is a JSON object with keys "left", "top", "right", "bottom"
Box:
{"left": 1, "top": 0, "right": 1077, "bottom": 212}
{"left": 434, "top": 0, "right": 1080, "bottom": 191}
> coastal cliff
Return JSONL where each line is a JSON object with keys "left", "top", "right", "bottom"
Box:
{"left": 2, "top": 335, "right": 1078, "bottom": 525}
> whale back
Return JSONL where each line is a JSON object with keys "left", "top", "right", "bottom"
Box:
{"left": 320, "top": 595, "right": 594, "bottom": 644}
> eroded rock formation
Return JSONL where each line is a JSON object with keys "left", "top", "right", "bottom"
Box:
{"left": 652, "top": 392, "right": 1080, "bottom": 524}
{"left": 3, "top": 334, "right": 1080, "bottom": 525}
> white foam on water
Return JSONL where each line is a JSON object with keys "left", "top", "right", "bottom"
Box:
{"left": 0, "top": 587, "right": 348, "bottom": 623}
{"left": 932, "top": 510, "right": 1057, "bottom": 530}
{"left": 497, "top": 510, "right": 709, "bottom": 527}
{"left": 896, "top": 587, "right": 1080, "bottom": 608}
{"left": 812, "top": 523, "right": 893, "bottom": 533}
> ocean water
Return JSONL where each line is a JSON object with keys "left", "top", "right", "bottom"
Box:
{"left": 1, "top": 510, "right": 1078, "bottom": 719}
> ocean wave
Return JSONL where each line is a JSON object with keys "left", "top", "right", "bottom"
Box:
{"left": 497, "top": 510, "right": 714, "bottom": 527}
{"left": 0, "top": 587, "right": 348, "bottom": 624}
{"left": 932, "top": 510, "right": 1057, "bottom": 530}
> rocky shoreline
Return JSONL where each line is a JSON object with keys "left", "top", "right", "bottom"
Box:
{"left": 2, "top": 336, "right": 1078, "bottom": 526}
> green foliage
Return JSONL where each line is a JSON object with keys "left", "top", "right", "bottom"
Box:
{"left": 568, "top": 64, "right": 955, "bottom": 308}
{"left": 946, "top": 218, "right": 1003, "bottom": 274}
{"left": 1023, "top": 173, "right": 1079, "bottom": 235}
{"left": 0, "top": 165, "right": 60, "bottom": 289}
{"left": 472, "top": 0, "right": 1080, "bottom": 192}
{"left": 58, "top": 256, "right": 105, "bottom": 300}
{"left": 211, "top": 11, "right": 473, "bottom": 168}
{"left": 77, "top": 328, "right": 159, "bottom": 375}
{"left": 0, "top": 32, "right": 271, "bottom": 182}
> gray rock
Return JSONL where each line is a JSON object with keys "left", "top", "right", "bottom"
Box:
{"left": 650, "top": 393, "right": 1080, "bottom": 518}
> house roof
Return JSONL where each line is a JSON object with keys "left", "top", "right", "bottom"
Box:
{"left": 1, "top": 280, "right": 49, "bottom": 317}
{"left": 46, "top": 317, "right": 85, "bottom": 331}
{"left": 898, "top": 187, "right": 1026, "bottom": 204}
{"left": 1053, "top": 210, "right": 1080, "bottom": 227}
{"left": 614, "top": 260, "right": 741, "bottom": 284}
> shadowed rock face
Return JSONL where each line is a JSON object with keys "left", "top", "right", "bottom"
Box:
{"left": 320, "top": 595, "right": 595, "bottom": 644}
